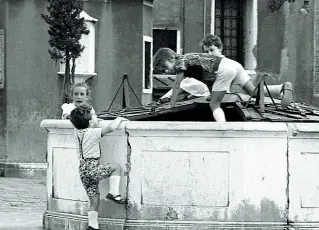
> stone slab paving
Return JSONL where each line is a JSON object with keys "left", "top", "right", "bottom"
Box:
{"left": 0, "top": 178, "right": 46, "bottom": 230}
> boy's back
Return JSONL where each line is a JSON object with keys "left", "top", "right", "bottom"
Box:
{"left": 75, "top": 128, "right": 102, "bottom": 160}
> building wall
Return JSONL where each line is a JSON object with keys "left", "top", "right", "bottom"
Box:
{"left": 0, "top": 0, "right": 7, "bottom": 161}
{"left": 312, "top": 1, "right": 319, "bottom": 106}
{"left": 4, "top": 0, "right": 61, "bottom": 162}
{"left": 0, "top": 0, "right": 152, "bottom": 164}
{"left": 257, "top": 0, "right": 314, "bottom": 104}
{"left": 154, "top": 0, "right": 316, "bottom": 105}
{"left": 84, "top": 1, "right": 146, "bottom": 112}
{"left": 152, "top": 0, "right": 212, "bottom": 53}
{"left": 0, "top": 0, "right": 317, "bottom": 165}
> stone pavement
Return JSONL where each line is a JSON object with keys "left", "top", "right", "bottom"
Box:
{"left": 0, "top": 177, "right": 46, "bottom": 230}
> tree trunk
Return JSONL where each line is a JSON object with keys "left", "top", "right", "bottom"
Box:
{"left": 71, "top": 57, "right": 76, "bottom": 84}
{"left": 63, "top": 53, "right": 71, "bottom": 104}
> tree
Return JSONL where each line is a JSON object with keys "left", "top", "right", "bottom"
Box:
{"left": 41, "top": 0, "right": 90, "bottom": 103}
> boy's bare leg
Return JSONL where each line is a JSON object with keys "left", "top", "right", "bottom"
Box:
{"left": 242, "top": 80, "right": 293, "bottom": 108}
{"left": 89, "top": 194, "right": 100, "bottom": 211}
{"left": 210, "top": 91, "right": 227, "bottom": 122}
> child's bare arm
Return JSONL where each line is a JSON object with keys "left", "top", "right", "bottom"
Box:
{"left": 62, "top": 114, "right": 70, "bottom": 120}
{"left": 101, "top": 117, "right": 128, "bottom": 136}
{"left": 61, "top": 103, "right": 75, "bottom": 120}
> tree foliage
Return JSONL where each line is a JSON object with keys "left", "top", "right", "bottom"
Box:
{"left": 41, "top": 0, "right": 90, "bottom": 103}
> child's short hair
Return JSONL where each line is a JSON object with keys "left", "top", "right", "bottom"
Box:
{"left": 69, "top": 104, "right": 93, "bottom": 129}
{"left": 70, "top": 82, "right": 91, "bottom": 97}
{"left": 153, "top": 48, "right": 177, "bottom": 73}
{"left": 200, "top": 34, "right": 223, "bottom": 50}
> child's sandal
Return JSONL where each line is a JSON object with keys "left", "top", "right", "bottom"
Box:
{"left": 86, "top": 226, "right": 99, "bottom": 230}
{"left": 106, "top": 193, "right": 127, "bottom": 204}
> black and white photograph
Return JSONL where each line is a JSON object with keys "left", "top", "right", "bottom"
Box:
{"left": 0, "top": 0, "right": 317, "bottom": 229}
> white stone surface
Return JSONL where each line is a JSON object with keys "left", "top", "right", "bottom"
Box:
{"left": 300, "top": 152, "right": 319, "bottom": 208}
{"left": 126, "top": 121, "right": 288, "bottom": 221}
{"left": 41, "top": 119, "right": 127, "bottom": 215}
{"left": 141, "top": 150, "right": 229, "bottom": 206}
{"left": 40, "top": 119, "right": 319, "bottom": 223}
{"left": 288, "top": 123, "right": 319, "bottom": 222}
{"left": 52, "top": 147, "right": 87, "bottom": 201}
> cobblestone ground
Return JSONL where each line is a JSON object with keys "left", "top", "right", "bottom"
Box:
{"left": 0, "top": 177, "right": 46, "bottom": 230}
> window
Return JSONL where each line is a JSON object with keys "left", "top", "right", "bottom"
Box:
{"left": 153, "top": 28, "right": 181, "bottom": 55}
{"left": 215, "top": 0, "right": 244, "bottom": 65}
{"left": 143, "top": 36, "right": 153, "bottom": 93}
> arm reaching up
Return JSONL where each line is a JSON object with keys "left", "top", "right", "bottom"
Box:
{"left": 101, "top": 117, "right": 128, "bottom": 137}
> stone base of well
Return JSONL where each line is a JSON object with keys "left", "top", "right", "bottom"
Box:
{"left": 44, "top": 212, "right": 319, "bottom": 230}
{"left": 40, "top": 120, "right": 319, "bottom": 230}
{"left": 43, "top": 211, "right": 125, "bottom": 230}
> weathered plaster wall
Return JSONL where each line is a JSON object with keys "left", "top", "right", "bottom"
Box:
{"left": 85, "top": 0, "right": 146, "bottom": 112}
{"left": 152, "top": 0, "right": 212, "bottom": 53}
{"left": 5, "top": 0, "right": 61, "bottom": 162}
{"left": 257, "top": 0, "right": 314, "bottom": 104}
{"left": 183, "top": 0, "right": 212, "bottom": 53}
{"left": 153, "top": 0, "right": 182, "bottom": 27}
{"left": 143, "top": 3, "right": 153, "bottom": 37}
{"left": 288, "top": 123, "right": 319, "bottom": 223}
{"left": 0, "top": 0, "right": 151, "bottom": 164}
{"left": 126, "top": 122, "right": 288, "bottom": 224}
{"left": 0, "top": 0, "right": 6, "bottom": 161}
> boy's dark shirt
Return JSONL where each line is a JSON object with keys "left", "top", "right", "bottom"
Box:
{"left": 175, "top": 53, "right": 223, "bottom": 90}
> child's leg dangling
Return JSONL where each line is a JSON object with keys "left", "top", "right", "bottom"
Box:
{"left": 88, "top": 194, "right": 100, "bottom": 229}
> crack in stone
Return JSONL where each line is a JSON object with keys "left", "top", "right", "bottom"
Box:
{"left": 285, "top": 123, "right": 291, "bottom": 228}
{"left": 124, "top": 129, "right": 132, "bottom": 229}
